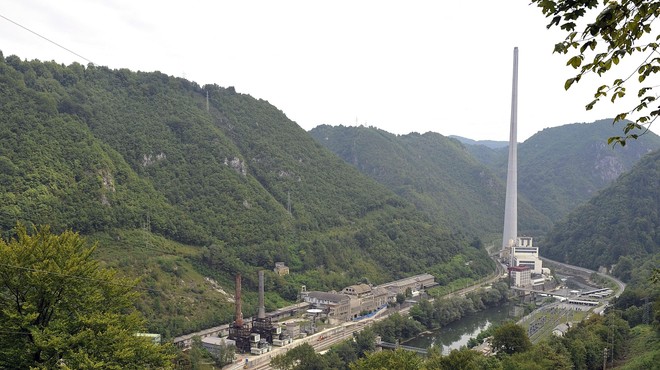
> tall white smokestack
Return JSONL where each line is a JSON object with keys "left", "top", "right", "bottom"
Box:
{"left": 502, "top": 47, "right": 518, "bottom": 264}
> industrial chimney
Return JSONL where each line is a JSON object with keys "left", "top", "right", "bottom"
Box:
{"left": 234, "top": 274, "right": 243, "bottom": 327}
{"left": 258, "top": 270, "right": 266, "bottom": 319}
{"left": 502, "top": 46, "right": 519, "bottom": 265}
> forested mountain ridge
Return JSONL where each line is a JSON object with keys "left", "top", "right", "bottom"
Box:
{"left": 449, "top": 135, "right": 508, "bottom": 149}
{"left": 0, "top": 53, "right": 493, "bottom": 336}
{"left": 309, "top": 125, "right": 552, "bottom": 239}
{"left": 542, "top": 148, "right": 660, "bottom": 270}
{"left": 461, "top": 119, "right": 660, "bottom": 222}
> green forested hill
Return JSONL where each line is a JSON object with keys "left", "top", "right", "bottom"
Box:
{"left": 542, "top": 149, "right": 660, "bottom": 270}
{"left": 460, "top": 119, "right": 660, "bottom": 222}
{"left": 0, "top": 53, "right": 493, "bottom": 336}
{"left": 309, "top": 125, "right": 552, "bottom": 239}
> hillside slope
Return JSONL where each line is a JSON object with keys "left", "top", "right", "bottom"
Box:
{"left": 309, "top": 125, "right": 552, "bottom": 238}
{"left": 0, "top": 53, "right": 493, "bottom": 336}
{"left": 542, "top": 149, "right": 660, "bottom": 270}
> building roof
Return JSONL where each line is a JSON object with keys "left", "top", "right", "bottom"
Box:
{"left": 372, "top": 286, "right": 389, "bottom": 296}
{"left": 305, "top": 291, "right": 350, "bottom": 303}
{"left": 380, "top": 273, "right": 435, "bottom": 288}
{"left": 202, "top": 337, "right": 234, "bottom": 346}
{"left": 343, "top": 283, "right": 371, "bottom": 294}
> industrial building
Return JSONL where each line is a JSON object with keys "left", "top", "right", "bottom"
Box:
{"left": 511, "top": 237, "right": 543, "bottom": 274}
{"left": 300, "top": 273, "right": 434, "bottom": 323}
{"left": 300, "top": 290, "right": 352, "bottom": 323}
{"left": 201, "top": 337, "right": 235, "bottom": 357}
{"left": 378, "top": 273, "right": 436, "bottom": 294}
{"left": 508, "top": 265, "right": 531, "bottom": 288}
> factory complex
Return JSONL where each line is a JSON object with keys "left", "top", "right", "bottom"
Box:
{"left": 177, "top": 271, "right": 437, "bottom": 356}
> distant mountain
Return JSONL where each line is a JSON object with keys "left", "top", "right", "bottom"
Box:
{"left": 449, "top": 135, "right": 508, "bottom": 149}
{"left": 309, "top": 125, "right": 552, "bottom": 239}
{"left": 455, "top": 140, "right": 508, "bottom": 169}
{"left": 0, "top": 53, "right": 493, "bottom": 336}
{"left": 542, "top": 148, "right": 660, "bottom": 270}
{"left": 517, "top": 120, "right": 660, "bottom": 221}
{"left": 464, "top": 119, "right": 660, "bottom": 222}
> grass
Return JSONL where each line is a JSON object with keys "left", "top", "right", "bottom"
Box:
{"left": 86, "top": 228, "right": 236, "bottom": 338}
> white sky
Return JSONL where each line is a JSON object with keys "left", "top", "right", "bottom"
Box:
{"left": 1, "top": 0, "right": 655, "bottom": 141}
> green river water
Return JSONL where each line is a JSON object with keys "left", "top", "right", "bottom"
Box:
{"left": 403, "top": 303, "right": 513, "bottom": 354}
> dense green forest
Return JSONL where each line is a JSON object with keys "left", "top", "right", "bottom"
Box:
{"left": 309, "top": 125, "right": 552, "bottom": 239}
{"left": 456, "top": 119, "right": 660, "bottom": 222}
{"left": 542, "top": 149, "right": 660, "bottom": 270}
{"left": 0, "top": 52, "right": 495, "bottom": 336}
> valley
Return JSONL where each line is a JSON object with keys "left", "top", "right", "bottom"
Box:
{"left": 0, "top": 52, "right": 658, "bottom": 369}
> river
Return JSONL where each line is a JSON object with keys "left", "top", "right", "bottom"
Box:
{"left": 403, "top": 303, "right": 513, "bottom": 354}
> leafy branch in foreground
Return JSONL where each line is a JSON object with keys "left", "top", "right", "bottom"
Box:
{"left": 532, "top": 0, "right": 660, "bottom": 146}
{"left": 0, "top": 224, "right": 173, "bottom": 369}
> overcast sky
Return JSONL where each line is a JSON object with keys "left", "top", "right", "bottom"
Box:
{"left": 1, "top": 0, "right": 654, "bottom": 141}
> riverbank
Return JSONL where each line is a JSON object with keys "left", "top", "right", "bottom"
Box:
{"left": 403, "top": 303, "right": 513, "bottom": 354}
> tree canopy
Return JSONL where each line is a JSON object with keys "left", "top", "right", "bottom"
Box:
{"left": 0, "top": 224, "right": 173, "bottom": 369}
{"left": 531, "top": 0, "right": 660, "bottom": 146}
{"left": 491, "top": 322, "right": 532, "bottom": 356}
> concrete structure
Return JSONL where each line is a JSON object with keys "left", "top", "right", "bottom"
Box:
{"left": 342, "top": 284, "right": 372, "bottom": 297}
{"left": 511, "top": 237, "right": 543, "bottom": 274}
{"left": 201, "top": 336, "right": 236, "bottom": 357}
{"left": 251, "top": 270, "right": 278, "bottom": 345}
{"left": 501, "top": 46, "right": 519, "bottom": 264}
{"left": 300, "top": 291, "right": 352, "bottom": 322}
{"left": 552, "top": 323, "right": 570, "bottom": 337}
{"left": 339, "top": 283, "right": 389, "bottom": 318}
{"left": 301, "top": 273, "right": 434, "bottom": 322}
{"left": 274, "top": 262, "right": 289, "bottom": 276}
{"left": 377, "top": 273, "right": 435, "bottom": 295}
{"left": 285, "top": 322, "right": 301, "bottom": 339}
{"left": 509, "top": 266, "right": 531, "bottom": 288}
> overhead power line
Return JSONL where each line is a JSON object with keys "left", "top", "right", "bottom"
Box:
{"left": 0, "top": 12, "right": 95, "bottom": 65}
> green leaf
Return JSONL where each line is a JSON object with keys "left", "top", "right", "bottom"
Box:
{"left": 586, "top": 99, "right": 599, "bottom": 110}
{"left": 565, "top": 78, "right": 576, "bottom": 90}
{"left": 613, "top": 113, "right": 627, "bottom": 122}
{"left": 567, "top": 56, "right": 582, "bottom": 68}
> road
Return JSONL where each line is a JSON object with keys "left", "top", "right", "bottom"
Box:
{"left": 540, "top": 257, "right": 626, "bottom": 297}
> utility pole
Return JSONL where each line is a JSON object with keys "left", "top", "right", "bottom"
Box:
{"left": 206, "top": 90, "right": 209, "bottom": 112}
{"left": 143, "top": 214, "right": 152, "bottom": 250}
{"left": 643, "top": 296, "right": 650, "bottom": 324}
{"left": 287, "top": 191, "right": 292, "bottom": 215}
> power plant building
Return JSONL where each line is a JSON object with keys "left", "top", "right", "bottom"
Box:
{"left": 509, "top": 265, "right": 531, "bottom": 288}
{"left": 511, "top": 236, "right": 543, "bottom": 274}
